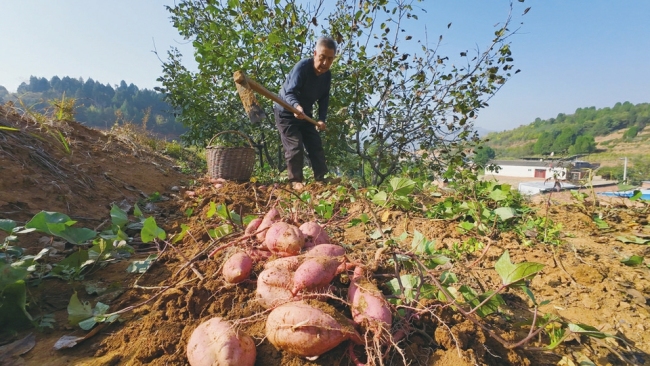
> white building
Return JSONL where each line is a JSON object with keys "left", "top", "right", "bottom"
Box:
{"left": 485, "top": 160, "right": 568, "bottom": 179}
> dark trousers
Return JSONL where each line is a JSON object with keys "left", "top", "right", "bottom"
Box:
{"left": 274, "top": 107, "right": 328, "bottom": 182}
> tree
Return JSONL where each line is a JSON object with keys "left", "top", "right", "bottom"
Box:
{"left": 569, "top": 134, "right": 595, "bottom": 154}
{"left": 158, "top": 0, "right": 527, "bottom": 185}
{"left": 473, "top": 146, "right": 496, "bottom": 166}
{"left": 623, "top": 126, "right": 638, "bottom": 140}
{"left": 533, "top": 131, "right": 555, "bottom": 155}
{"left": 551, "top": 127, "right": 576, "bottom": 153}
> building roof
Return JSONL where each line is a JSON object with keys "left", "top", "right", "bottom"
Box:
{"left": 489, "top": 160, "right": 568, "bottom": 168}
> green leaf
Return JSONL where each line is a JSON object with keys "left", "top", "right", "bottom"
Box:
{"left": 420, "top": 283, "right": 437, "bottom": 299}
{"left": 133, "top": 204, "right": 143, "bottom": 218}
{"left": 78, "top": 317, "right": 97, "bottom": 331}
{"left": 592, "top": 216, "right": 609, "bottom": 229}
{"left": 94, "top": 302, "right": 110, "bottom": 316}
{"left": 390, "top": 177, "right": 416, "bottom": 196}
{"left": 440, "top": 271, "right": 458, "bottom": 285}
{"left": 49, "top": 250, "right": 90, "bottom": 278}
{"left": 0, "top": 280, "right": 32, "bottom": 329}
{"left": 141, "top": 217, "right": 166, "bottom": 243}
{"left": 172, "top": 224, "right": 190, "bottom": 244}
{"left": 110, "top": 204, "right": 128, "bottom": 228}
{"left": 25, "top": 211, "right": 97, "bottom": 244}
{"left": 127, "top": 254, "right": 158, "bottom": 274}
{"left": 0, "top": 219, "right": 17, "bottom": 233}
{"left": 411, "top": 230, "right": 435, "bottom": 255}
{"left": 616, "top": 235, "right": 650, "bottom": 245}
{"left": 494, "top": 207, "right": 517, "bottom": 221}
{"left": 372, "top": 191, "right": 388, "bottom": 207}
{"left": 424, "top": 255, "right": 449, "bottom": 269}
{"left": 386, "top": 274, "right": 420, "bottom": 302}
{"left": 494, "top": 250, "right": 544, "bottom": 286}
{"left": 208, "top": 224, "right": 232, "bottom": 239}
{"left": 242, "top": 214, "right": 257, "bottom": 226}
{"left": 621, "top": 255, "right": 643, "bottom": 266}
{"left": 629, "top": 190, "right": 643, "bottom": 201}
{"left": 459, "top": 221, "right": 474, "bottom": 231}
{"left": 489, "top": 188, "right": 509, "bottom": 202}
{"left": 0, "top": 264, "right": 28, "bottom": 289}
{"left": 567, "top": 323, "right": 610, "bottom": 339}
{"left": 206, "top": 202, "right": 217, "bottom": 218}
{"left": 67, "top": 292, "right": 93, "bottom": 326}
{"left": 459, "top": 286, "right": 504, "bottom": 317}
{"left": 216, "top": 204, "right": 230, "bottom": 221}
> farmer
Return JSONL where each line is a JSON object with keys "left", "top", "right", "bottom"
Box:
{"left": 274, "top": 36, "right": 337, "bottom": 191}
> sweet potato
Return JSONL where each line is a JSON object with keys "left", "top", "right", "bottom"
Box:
{"left": 256, "top": 257, "right": 301, "bottom": 308}
{"left": 348, "top": 267, "right": 392, "bottom": 331}
{"left": 246, "top": 248, "right": 272, "bottom": 263}
{"left": 244, "top": 217, "right": 263, "bottom": 236}
{"left": 265, "top": 300, "right": 362, "bottom": 357}
{"left": 304, "top": 244, "right": 345, "bottom": 257}
{"left": 186, "top": 317, "right": 256, "bottom": 366}
{"left": 256, "top": 207, "right": 280, "bottom": 242}
{"left": 222, "top": 252, "right": 253, "bottom": 284}
{"left": 264, "top": 222, "right": 305, "bottom": 256}
{"left": 292, "top": 256, "right": 341, "bottom": 295}
{"left": 299, "top": 221, "right": 330, "bottom": 249}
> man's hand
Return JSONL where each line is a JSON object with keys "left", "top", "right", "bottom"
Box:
{"left": 316, "top": 121, "right": 327, "bottom": 131}
{"left": 293, "top": 104, "right": 306, "bottom": 120}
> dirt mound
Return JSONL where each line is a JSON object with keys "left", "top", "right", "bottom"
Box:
{"left": 2, "top": 103, "right": 650, "bottom": 366}
{"left": 0, "top": 103, "right": 186, "bottom": 224}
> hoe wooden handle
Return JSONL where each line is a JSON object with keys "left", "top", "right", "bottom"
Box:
{"left": 233, "top": 71, "right": 320, "bottom": 127}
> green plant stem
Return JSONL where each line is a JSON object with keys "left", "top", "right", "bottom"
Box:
{"left": 418, "top": 259, "right": 549, "bottom": 350}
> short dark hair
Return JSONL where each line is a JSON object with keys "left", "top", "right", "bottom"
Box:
{"left": 316, "top": 36, "right": 337, "bottom": 53}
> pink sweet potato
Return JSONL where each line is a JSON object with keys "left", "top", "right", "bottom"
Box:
{"left": 246, "top": 248, "right": 272, "bottom": 263}
{"left": 186, "top": 317, "right": 256, "bottom": 366}
{"left": 292, "top": 256, "right": 341, "bottom": 295}
{"left": 256, "top": 207, "right": 280, "bottom": 242}
{"left": 265, "top": 300, "right": 362, "bottom": 357}
{"left": 299, "top": 221, "right": 330, "bottom": 249}
{"left": 348, "top": 267, "right": 392, "bottom": 331}
{"left": 244, "top": 217, "right": 263, "bottom": 236}
{"left": 222, "top": 252, "right": 253, "bottom": 284}
{"left": 256, "top": 257, "right": 301, "bottom": 308}
{"left": 304, "top": 244, "right": 345, "bottom": 257}
{"left": 264, "top": 222, "right": 305, "bottom": 256}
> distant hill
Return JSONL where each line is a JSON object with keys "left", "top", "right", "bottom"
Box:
{"left": 0, "top": 76, "right": 185, "bottom": 138}
{"left": 485, "top": 102, "right": 650, "bottom": 158}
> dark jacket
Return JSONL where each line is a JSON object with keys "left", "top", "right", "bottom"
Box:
{"left": 275, "top": 58, "right": 331, "bottom": 122}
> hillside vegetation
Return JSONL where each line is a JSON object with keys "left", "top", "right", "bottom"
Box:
{"left": 486, "top": 101, "right": 650, "bottom": 157}
{"left": 483, "top": 102, "right": 650, "bottom": 184}
{"left": 0, "top": 76, "right": 184, "bottom": 138}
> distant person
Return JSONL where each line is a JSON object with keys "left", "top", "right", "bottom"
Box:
{"left": 274, "top": 36, "right": 337, "bottom": 191}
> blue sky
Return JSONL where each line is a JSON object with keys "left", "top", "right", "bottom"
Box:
{"left": 1, "top": 1, "right": 648, "bottom": 131}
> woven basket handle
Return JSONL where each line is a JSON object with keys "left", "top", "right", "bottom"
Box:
{"left": 207, "top": 130, "right": 254, "bottom": 148}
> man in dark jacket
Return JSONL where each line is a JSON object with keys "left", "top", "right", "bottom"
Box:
{"left": 274, "top": 36, "right": 336, "bottom": 191}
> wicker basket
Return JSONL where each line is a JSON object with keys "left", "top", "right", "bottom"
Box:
{"left": 206, "top": 130, "right": 256, "bottom": 181}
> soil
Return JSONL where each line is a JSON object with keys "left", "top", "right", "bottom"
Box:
{"left": 1, "top": 104, "right": 650, "bottom": 366}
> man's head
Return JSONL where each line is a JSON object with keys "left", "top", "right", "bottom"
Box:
{"left": 313, "top": 36, "right": 337, "bottom": 75}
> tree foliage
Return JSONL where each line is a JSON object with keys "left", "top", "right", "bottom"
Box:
{"left": 473, "top": 145, "right": 495, "bottom": 166}
{"left": 158, "top": 0, "right": 526, "bottom": 185}
{"left": 2, "top": 76, "right": 183, "bottom": 138}
{"left": 487, "top": 102, "right": 650, "bottom": 158}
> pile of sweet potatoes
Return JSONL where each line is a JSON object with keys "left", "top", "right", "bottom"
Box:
{"left": 187, "top": 206, "right": 393, "bottom": 365}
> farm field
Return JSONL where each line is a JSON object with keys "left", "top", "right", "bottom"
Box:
{"left": 1, "top": 105, "right": 650, "bottom": 366}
